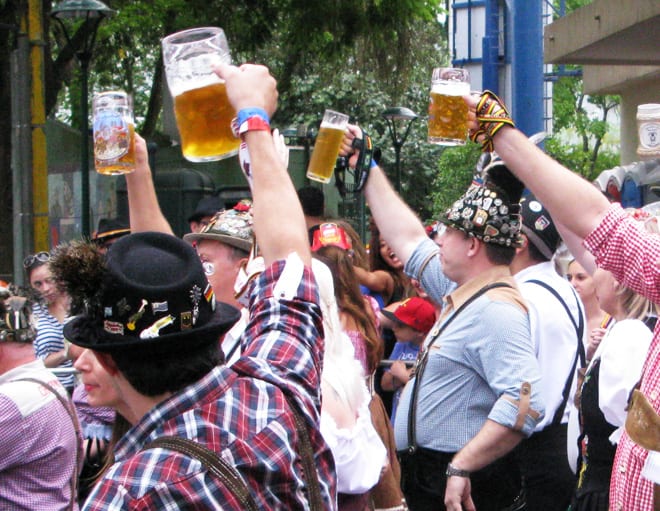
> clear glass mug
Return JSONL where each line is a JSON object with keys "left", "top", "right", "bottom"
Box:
{"left": 306, "top": 109, "right": 350, "bottom": 183}
{"left": 93, "top": 90, "right": 136, "bottom": 175}
{"left": 162, "top": 27, "right": 239, "bottom": 162}
{"left": 427, "top": 67, "right": 470, "bottom": 146}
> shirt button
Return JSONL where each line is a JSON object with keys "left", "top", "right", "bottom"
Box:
{"left": 650, "top": 389, "right": 658, "bottom": 401}
{"left": 618, "top": 463, "right": 626, "bottom": 473}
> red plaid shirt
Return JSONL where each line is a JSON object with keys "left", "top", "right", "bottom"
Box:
{"left": 83, "top": 258, "right": 337, "bottom": 510}
{"left": 584, "top": 203, "right": 659, "bottom": 511}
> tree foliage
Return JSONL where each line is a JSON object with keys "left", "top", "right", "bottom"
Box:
{"left": 545, "top": 0, "right": 621, "bottom": 181}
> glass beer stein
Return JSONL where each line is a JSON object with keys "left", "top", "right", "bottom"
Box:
{"left": 306, "top": 109, "right": 350, "bottom": 184}
{"left": 428, "top": 67, "right": 470, "bottom": 146}
{"left": 93, "top": 91, "right": 136, "bottom": 175}
{"left": 162, "top": 27, "right": 239, "bottom": 162}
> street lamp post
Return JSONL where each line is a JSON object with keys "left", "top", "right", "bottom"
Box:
{"left": 51, "top": 0, "right": 114, "bottom": 238}
{"left": 381, "top": 107, "right": 418, "bottom": 193}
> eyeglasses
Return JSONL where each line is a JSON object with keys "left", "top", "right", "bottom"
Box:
{"left": 23, "top": 251, "right": 51, "bottom": 270}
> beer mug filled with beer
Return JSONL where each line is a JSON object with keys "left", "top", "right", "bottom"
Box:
{"left": 162, "top": 27, "right": 239, "bottom": 162}
{"left": 93, "top": 91, "right": 136, "bottom": 175}
{"left": 428, "top": 67, "right": 470, "bottom": 146}
{"left": 306, "top": 109, "right": 349, "bottom": 184}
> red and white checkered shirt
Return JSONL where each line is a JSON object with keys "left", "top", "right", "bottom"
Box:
{"left": 584, "top": 203, "right": 659, "bottom": 511}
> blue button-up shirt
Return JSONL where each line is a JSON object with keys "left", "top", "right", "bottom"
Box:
{"left": 394, "top": 237, "right": 544, "bottom": 452}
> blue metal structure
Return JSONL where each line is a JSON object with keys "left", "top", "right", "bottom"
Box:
{"left": 482, "top": 0, "right": 500, "bottom": 94}
{"left": 451, "top": 0, "right": 554, "bottom": 137}
{"left": 511, "top": 0, "right": 544, "bottom": 136}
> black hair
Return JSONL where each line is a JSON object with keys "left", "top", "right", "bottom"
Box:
{"left": 297, "top": 186, "right": 325, "bottom": 217}
{"left": 484, "top": 243, "right": 517, "bottom": 266}
{"left": 110, "top": 339, "right": 222, "bottom": 396}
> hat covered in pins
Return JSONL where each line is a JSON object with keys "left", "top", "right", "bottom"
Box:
{"left": 62, "top": 232, "right": 240, "bottom": 353}
{"left": 440, "top": 155, "right": 525, "bottom": 247}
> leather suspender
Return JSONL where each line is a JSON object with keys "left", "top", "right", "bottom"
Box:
{"left": 525, "top": 279, "right": 585, "bottom": 425}
{"left": 406, "top": 282, "right": 513, "bottom": 453}
{"left": 145, "top": 436, "right": 259, "bottom": 511}
{"left": 144, "top": 393, "right": 324, "bottom": 510}
{"left": 18, "top": 378, "right": 82, "bottom": 511}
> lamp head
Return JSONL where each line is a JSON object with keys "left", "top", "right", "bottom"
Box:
{"left": 381, "top": 107, "right": 418, "bottom": 122}
{"left": 51, "top": 0, "right": 115, "bottom": 20}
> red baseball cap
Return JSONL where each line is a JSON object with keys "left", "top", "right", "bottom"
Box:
{"left": 311, "top": 223, "right": 352, "bottom": 252}
{"left": 382, "top": 297, "right": 436, "bottom": 334}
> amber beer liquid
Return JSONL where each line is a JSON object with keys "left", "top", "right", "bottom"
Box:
{"left": 94, "top": 123, "right": 136, "bottom": 175}
{"left": 93, "top": 91, "right": 136, "bottom": 175}
{"left": 307, "top": 125, "right": 345, "bottom": 183}
{"left": 428, "top": 69, "right": 470, "bottom": 146}
{"left": 173, "top": 82, "right": 239, "bottom": 162}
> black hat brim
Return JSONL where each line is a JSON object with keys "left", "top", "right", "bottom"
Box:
{"left": 63, "top": 302, "right": 240, "bottom": 354}
{"left": 380, "top": 309, "right": 404, "bottom": 326}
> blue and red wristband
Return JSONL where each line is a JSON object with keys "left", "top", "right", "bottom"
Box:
{"left": 236, "top": 107, "right": 271, "bottom": 137}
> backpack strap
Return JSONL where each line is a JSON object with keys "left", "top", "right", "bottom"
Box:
{"left": 145, "top": 436, "right": 259, "bottom": 511}
{"left": 525, "top": 279, "right": 585, "bottom": 425}
{"left": 18, "top": 377, "right": 82, "bottom": 511}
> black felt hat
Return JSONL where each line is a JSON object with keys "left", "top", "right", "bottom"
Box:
{"left": 187, "top": 196, "right": 224, "bottom": 223}
{"left": 63, "top": 232, "right": 240, "bottom": 353}
{"left": 93, "top": 218, "right": 130, "bottom": 243}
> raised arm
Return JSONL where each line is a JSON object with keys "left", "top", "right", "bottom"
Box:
{"left": 125, "top": 134, "right": 174, "bottom": 235}
{"left": 340, "top": 125, "right": 427, "bottom": 266}
{"left": 465, "top": 94, "right": 610, "bottom": 240}
{"left": 215, "top": 64, "right": 310, "bottom": 266}
{"left": 555, "top": 220, "right": 597, "bottom": 275}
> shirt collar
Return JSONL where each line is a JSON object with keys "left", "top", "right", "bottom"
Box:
{"left": 0, "top": 359, "right": 47, "bottom": 384}
{"left": 445, "top": 265, "right": 514, "bottom": 313}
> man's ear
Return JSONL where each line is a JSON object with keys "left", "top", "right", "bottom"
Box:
{"left": 95, "top": 351, "right": 120, "bottom": 376}
{"left": 515, "top": 234, "right": 529, "bottom": 255}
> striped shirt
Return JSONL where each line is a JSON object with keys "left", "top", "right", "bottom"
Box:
{"left": 83, "top": 256, "right": 337, "bottom": 510}
{"left": 395, "top": 237, "right": 544, "bottom": 452}
{"left": 584, "top": 203, "right": 660, "bottom": 511}
{"left": 33, "top": 303, "right": 74, "bottom": 390}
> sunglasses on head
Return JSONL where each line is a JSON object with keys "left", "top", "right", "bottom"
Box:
{"left": 23, "top": 251, "right": 51, "bottom": 270}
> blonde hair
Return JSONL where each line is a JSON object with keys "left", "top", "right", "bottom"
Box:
{"left": 618, "top": 285, "right": 660, "bottom": 322}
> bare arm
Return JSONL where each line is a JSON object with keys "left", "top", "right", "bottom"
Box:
{"left": 341, "top": 125, "right": 427, "bottom": 266}
{"left": 353, "top": 266, "right": 394, "bottom": 298}
{"left": 215, "top": 64, "right": 310, "bottom": 266}
{"left": 555, "top": 220, "right": 597, "bottom": 275}
{"left": 125, "top": 134, "right": 174, "bottom": 235}
{"left": 466, "top": 95, "right": 611, "bottom": 240}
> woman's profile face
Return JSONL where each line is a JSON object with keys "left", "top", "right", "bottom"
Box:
{"left": 74, "top": 348, "right": 122, "bottom": 409}
{"left": 566, "top": 260, "right": 596, "bottom": 303}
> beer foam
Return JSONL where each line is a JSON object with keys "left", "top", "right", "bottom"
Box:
{"left": 166, "top": 52, "right": 230, "bottom": 97}
{"left": 431, "top": 80, "right": 470, "bottom": 96}
{"left": 319, "top": 121, "right": 346, "bottom": 130}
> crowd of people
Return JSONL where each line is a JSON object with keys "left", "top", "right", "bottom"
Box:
{"left": 0, "top": 60, "right": 658, "bottom": 511}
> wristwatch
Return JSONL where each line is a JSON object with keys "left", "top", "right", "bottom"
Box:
{"left": 445, "top": 462, "right": 470, "bottom": 478}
